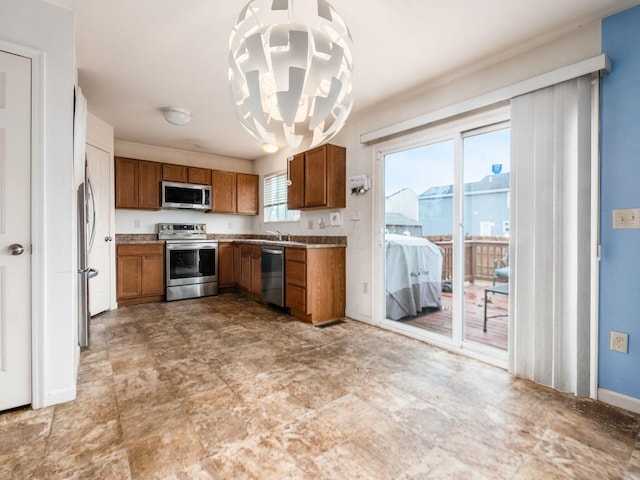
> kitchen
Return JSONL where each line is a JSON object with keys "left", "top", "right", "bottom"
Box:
{"left": 84, "top": 120, "right": 348, "bottom": 328}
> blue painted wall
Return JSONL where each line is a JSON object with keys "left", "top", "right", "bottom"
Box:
{"left": 599, "top": 5, "right": 640, "bottom": 399}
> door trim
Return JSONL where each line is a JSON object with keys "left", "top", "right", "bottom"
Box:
{"left": 0, "top": 39, "right": 46, "bottom": 408}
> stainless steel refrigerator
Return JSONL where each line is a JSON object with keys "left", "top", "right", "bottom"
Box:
{"left": 77, "top": 157, "right": 98, "bottom": 348}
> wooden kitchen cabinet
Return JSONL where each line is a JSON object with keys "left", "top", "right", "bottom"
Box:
{"left": 218, "top": 242, "right": 235, "bottom": 288}
{"left": 237, "top": 173, "right": 259, "bottom": 215}
{"left": 212, "top": 170, "right": 236, "bottom": 213}
{"left": 287, "top": 144, "right": 346, "bottom": 210}
{"left": 138, "top": 160, "right": 163, "bottom": 209}
{"left": 285, "top": 246, "right": 345, "bottom": 325}
{"left": 117, "top": 243, "right": 165, "bottom": 305}
{"left": 115, "top": 157, "right": 162, "bottom": 210}
{"left": 162, "top": 163, "right": 188, "bottom": 182}
{"left": 115, "top": 157, "right": 255, "bottom": 213}
{"left": 211, "top": 170, "right": 259, "bottom": 215}
{"left": 240, "top": 244, "right": 262, "bottom": 299}
{"left": 233, "top": 244, "right": 242, "bottom": 285}
{"left": 162, "top": 164, "right": 211, "bottom": 185}
{"left": 187, "top": 167, "right": 211, "bottom": 185}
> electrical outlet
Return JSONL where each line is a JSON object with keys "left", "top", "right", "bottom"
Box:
{"left": 307, "top": 220, "right": 314, "bottom": 230}
{"left": 610, "top": 331, "right": 629, "bottom": 353}
{"left": 350, "top": 211, "right": 361, "bottom": 221}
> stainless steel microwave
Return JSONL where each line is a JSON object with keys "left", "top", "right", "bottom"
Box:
{"left": 161, "top": 181, "right": 212, "bottom": 211}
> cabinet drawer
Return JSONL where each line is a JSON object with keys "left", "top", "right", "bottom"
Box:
{"left": 286, "top": 247, "right": 306, "bottom": 262}
{"left": 286, "top": 260, "right": 306, "bottom": 287}
{"left": 241, "top": 244, "right": 261, "bottom": 257}
{"left": 117, "top": 244, "right": 164, "bottom": 256}
{"left": 286, "top": 284, "right": 306, "bottom": 311}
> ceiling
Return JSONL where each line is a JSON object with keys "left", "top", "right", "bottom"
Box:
{"left": 56, "top": 0, "right": 637, "bottom": 160}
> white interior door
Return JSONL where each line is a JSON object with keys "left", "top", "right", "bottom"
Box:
{"left": 0, "top": 50, "right": 32, "bottom": 411}
{"left": 87, "top": 143, "right": 112, "bottom": 316}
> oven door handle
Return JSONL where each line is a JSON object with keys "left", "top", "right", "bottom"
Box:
{"left": 166, "top": 243, "right": 217, "bottom": 250}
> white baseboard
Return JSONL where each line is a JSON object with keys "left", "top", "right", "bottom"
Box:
{"left": 42, "top": 386, "right": 77, "bottom": 408}
{"left": 344, "top": 310, "right": 375, "bottom": 325}
{"left": 598, "top": 388, "right": 640, "bottom": 414}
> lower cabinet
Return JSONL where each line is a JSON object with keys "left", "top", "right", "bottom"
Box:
{"left": 240, "top": 244, "right": 262, "bottom": 299}
{"left": 285, "top": 247, "right": 345, "bottom": 325}
{"left": 117, "top": 243, "right": 165, "bottom": 306}
{"left": 218, "top": 242, "right": 235, "bottom": 288}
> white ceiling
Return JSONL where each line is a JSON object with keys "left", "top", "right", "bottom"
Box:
{"left": 61, "top": 0, "right": 637, "bottom": 160}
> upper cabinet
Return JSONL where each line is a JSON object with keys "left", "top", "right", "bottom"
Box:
{"left": 115, "top": 157, "right": 257, "bottom": 215}
{"left": 212, "top": 170, "right": 259, "bottom": 215}
{"left": 236, "top": 173, "right": 259, "bottom": 215}
{"left": 162, "top": 164, "right": 211, "bottom": 185}
{"left": 287, "top": 144, "right": 346, "bottom": 210}
{"left": 211, "top": 170, "right": 236, "bottom": 213}
{"left": 115, "top": 156, "right": 162, "bottom": 210}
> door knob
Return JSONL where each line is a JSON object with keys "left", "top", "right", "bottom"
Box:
{"left": 9, "top": 244, "right": 24, "bottom": 256}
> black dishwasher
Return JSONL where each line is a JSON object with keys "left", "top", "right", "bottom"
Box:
{"left": 261, "top": 246, "right": 285, "bottom": 307}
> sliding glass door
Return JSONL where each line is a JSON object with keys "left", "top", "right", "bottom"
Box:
{"left": 384, "top": 139, "right": 455, "bottom": 340}
{"left": 381, "top": 113, "right": 510, "bottom": 360}
{"left": 461, "top": 126, "right": 510, "bottom": 350}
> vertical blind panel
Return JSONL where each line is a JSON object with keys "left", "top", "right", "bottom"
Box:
{"left": 510, "top": 75, "right": 592, "bottom": 396}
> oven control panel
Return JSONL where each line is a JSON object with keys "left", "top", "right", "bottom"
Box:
{"left": 158, "top": 223, "right": 207, "bottom": 239}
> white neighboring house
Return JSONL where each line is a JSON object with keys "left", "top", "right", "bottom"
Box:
{"left": 386, "top": 188, "right": 419, "bottom": 221}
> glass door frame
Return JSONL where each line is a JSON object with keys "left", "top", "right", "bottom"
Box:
{"left": 373, "top": 106, "right": 510, "bottom": 368}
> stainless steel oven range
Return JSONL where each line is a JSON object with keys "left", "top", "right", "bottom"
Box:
{"left": 158, "top": 223, "right": 218, "bottom": 301}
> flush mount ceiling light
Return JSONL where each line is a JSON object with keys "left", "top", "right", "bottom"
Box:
{"left": 262, "top": 143, "right": 279, "bottom": 154}
{"left": 162, "top": 106, "right": 191, "bottom": 126}
{"left": 229, "top": 0, "right": 353, "bottom": 150}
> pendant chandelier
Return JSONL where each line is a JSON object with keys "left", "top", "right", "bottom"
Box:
{"left": 229, "top": 0, "right": 354, "bottom": 150}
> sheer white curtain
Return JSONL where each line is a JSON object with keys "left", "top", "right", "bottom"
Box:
{"left": 510, "top": 76, "right": 592, "bottom": 396}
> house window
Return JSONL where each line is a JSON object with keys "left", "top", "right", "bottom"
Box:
{"left": 264, "top": 171, "right": 300, "bottom": 223}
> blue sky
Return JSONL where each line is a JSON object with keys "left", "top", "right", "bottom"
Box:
{"left": 385, "top": 128, "right": 510, "bottom": 196}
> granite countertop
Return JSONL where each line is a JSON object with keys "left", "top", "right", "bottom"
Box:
{"left": 116, "top": 234, "right": 346, "bottom": 249}
{"left": 227, "top": 239, "right": 344, "bottom": 249}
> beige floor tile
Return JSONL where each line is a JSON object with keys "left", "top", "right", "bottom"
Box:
{"left": 1, "top": 293, "right": 639, "bottom": 479}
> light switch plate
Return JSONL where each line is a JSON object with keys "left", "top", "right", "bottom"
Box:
{"left": 613, "top": 208, "right": 640, "bottom": 229}
{"left": 329, "top": 211, "right": 342, "bottom": 226}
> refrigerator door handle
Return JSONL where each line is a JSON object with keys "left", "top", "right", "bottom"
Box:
{"left": 87, "top": 176, "right": 97, "bottom": 253}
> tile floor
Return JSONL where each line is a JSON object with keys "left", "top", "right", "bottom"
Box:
{"left": 1, "top": 293, "right": 640, "bottom": 479}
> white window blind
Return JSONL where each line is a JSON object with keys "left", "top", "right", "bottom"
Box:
{"left": 264, "top": 171, "right": 300, "bottom": 223}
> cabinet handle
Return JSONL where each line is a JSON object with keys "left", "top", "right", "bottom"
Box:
{"left": 286, "top": 155, "right": 293, "bottom": 187}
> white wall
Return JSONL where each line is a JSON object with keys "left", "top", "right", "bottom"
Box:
{"left": 114, "top": 140, "right": 255, "bottom": 234}
{"left": 253, "top": 21, "right": 602, "bottom": 325}
{"left": 0, "top": 0, "right": 76, "bottom": 407}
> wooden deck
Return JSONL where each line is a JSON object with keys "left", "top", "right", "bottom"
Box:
{"left": 391, "top": 282, "right": 509, "bottom": 351}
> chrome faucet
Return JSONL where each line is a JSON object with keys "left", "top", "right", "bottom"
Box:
{"left": 266, "top": 230, "right": 282, "bottom": 241}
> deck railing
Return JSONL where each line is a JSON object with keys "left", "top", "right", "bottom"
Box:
{"left": 424, "top": 236, "right": 509, "bottom": 283}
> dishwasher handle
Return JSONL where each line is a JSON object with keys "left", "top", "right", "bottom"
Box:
{"left": 262, "top": 248, "right": 284, "bottom": 255}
